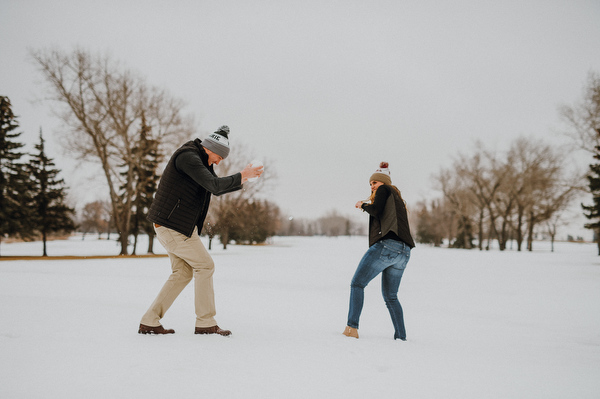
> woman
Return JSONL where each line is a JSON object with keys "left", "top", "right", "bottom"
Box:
{"left": 343, "top": 162, "right": 415, "bottom": 340}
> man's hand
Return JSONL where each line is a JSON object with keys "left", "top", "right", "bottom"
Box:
{"left": 241, "top": 163, "right": 264, "bottom": 184}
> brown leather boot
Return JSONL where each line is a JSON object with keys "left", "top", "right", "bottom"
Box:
{"left": 343, "top": 326, "right": 359, "bottom": 339}
{"left": 195, "top": 325, "right": 232, "bottom": 336}
{"left": 138, "top": 324, "right": 175, "bottom": 334}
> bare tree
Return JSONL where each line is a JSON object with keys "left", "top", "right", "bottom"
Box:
{"left": 507, "top": 137, "right": 579, "bottom": 251}
{"left": 455, "top": 143, "right": 512, "bottom": 250}
{"left": 492, "top": 166, "right": 518, "bottom": 251}
{"left": 560, "top": 71, "right": 600, "bottom": 154}
{"left": 545, "top": 212, "right": 567, "bottom": 252}
{"left": 30, "top": 48, "right": 193, "bottom": 254}
{"left": 432, "top": 136, "right": 581, "bottom": 251}
{"left": 434, "top": 167, "right": 477, "bottom": 248}
{"left": 561, "top": 72, "right": 600, "bottom": 251}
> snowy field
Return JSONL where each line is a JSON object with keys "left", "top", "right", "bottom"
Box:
{"left": 1, "top": 235, "right": 599, "bottom": 398}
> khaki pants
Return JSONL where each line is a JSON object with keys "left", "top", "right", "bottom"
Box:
{"left": 141, "top": 225, "right": 217, "bottom": 328}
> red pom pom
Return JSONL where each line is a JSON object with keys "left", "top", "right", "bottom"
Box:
{"left": 380, "top": 162, "right": 389, "bottom": 168}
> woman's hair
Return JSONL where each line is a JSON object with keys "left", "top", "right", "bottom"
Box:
{"left": 369, "top": 182, "right": 404, "bottom": 204}
{"left": 368, "top": 182, "right": 409, "bottom": 215}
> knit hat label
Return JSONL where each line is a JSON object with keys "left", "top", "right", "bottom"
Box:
{"left": 208, "top": 133, "right": 228, "bottom": 144}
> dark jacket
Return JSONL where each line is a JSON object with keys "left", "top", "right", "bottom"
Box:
{"left": 361, "top": 185, "right": 415, "bottom": 248}
{"left": 147, "top": 139, "right": 242, "bottom": 237}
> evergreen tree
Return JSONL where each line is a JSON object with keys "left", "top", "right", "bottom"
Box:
{"left": 28, "top": 129, "right": 76, "bottom": 256}
{"left": 451, "top": 215, "right": 474, "bottom": 249}
{"left": 0, "top": 96, "right": 34, "bottom": 253}
{"left": 582, "top": 129, "right": 600, "bottom": 255}
{"left": 122, "top": 113, "right": 162, "bottom": 254}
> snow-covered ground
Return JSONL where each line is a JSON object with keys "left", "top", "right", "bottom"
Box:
{"left": 1, "top": 235, "right": 599, "bottom": 398}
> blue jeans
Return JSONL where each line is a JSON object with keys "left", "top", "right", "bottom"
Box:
{"left": 347, "top": 239, "right": 411, "bottom": 340}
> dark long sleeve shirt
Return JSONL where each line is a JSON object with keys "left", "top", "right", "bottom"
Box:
{"left": 176, "top": 151, "right": 242, "bottom": 196}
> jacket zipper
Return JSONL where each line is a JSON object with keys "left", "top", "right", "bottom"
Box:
{"left": 167, "top": 199, "right": 180, "bottom": 219}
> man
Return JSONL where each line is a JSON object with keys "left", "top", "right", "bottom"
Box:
{"left": 139, "top": 125, "right": 263, "bottom": 336}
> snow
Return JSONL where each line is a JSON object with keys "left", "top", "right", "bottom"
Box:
{"left": 1, "top": 235, "right": 599, "bottom": 398}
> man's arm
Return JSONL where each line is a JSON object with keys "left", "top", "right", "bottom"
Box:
{"left": 176, "top": 151, "right": 242, "bottom": 195}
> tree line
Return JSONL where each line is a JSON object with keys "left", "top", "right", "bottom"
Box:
{"left": 29, "top": 48, "right": 192, "bottom": 255}
{"left": 24, "top": 48, "right": 368, "bottom": 255}
{"left": 415, "top": 136, "right": 580, "bottom": 251}
{"left": 26, "top": 48, "right": 290, "bottom": 255}
{"left": 276, "top": 210, "right": 366, "bottom": 237}
{"left": 2, "top": 48, "right": 285, "bottom": 256}
{"left": 416, "top": 71, "right": 600, "bottom": 252}
{"left": 4, "top": 47, "right": 600, "bottom": 255}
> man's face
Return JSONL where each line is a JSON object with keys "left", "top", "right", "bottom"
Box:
{"left": 205, "top": 149, "right": 223, "bottom": 166}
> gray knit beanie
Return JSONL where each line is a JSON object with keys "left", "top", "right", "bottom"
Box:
{"left": 203, "top": 125, "right": 231, "bottom": 159}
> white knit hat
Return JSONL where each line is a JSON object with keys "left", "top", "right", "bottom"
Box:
{"left": 203, "top": 125, "right": 231, "bottom": 159}
{"left": 370, "top": 162, "right": 392, "bottom": 185}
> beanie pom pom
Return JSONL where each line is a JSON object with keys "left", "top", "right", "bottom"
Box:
{"left": 215, "top": 125, "right": 230, "bottom": 138}
{"left": 380, "top": 161, "right": 389, "bottom": 169}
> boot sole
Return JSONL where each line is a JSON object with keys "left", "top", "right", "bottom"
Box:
{"left": 194, "top": 331, "right": 232, "bottom": 336}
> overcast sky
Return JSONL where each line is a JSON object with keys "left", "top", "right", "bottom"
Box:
{"left": 2, "top": 0, "right": 600, "bottom": 234}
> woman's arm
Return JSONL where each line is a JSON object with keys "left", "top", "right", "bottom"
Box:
{"left": 360, "top": 186, "right": 390, "bottom": 217}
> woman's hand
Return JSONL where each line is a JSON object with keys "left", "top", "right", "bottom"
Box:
{"left": 355, "top": 201, "right": 364, "bottom": 209}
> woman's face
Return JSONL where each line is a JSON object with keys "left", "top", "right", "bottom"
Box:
{"left": 370, "top": 180, "right": 384, "bottom": 193}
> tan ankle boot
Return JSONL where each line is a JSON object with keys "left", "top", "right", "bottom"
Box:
{"left": 343, "top": 326, "right": 359, "bottom": 338}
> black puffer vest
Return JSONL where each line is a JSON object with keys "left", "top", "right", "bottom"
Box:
{"left": 147, "top": 139, "right": 214, "bottom": 237}
{"left": 366, "top": 185, "right": 416, "bottom": 248}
